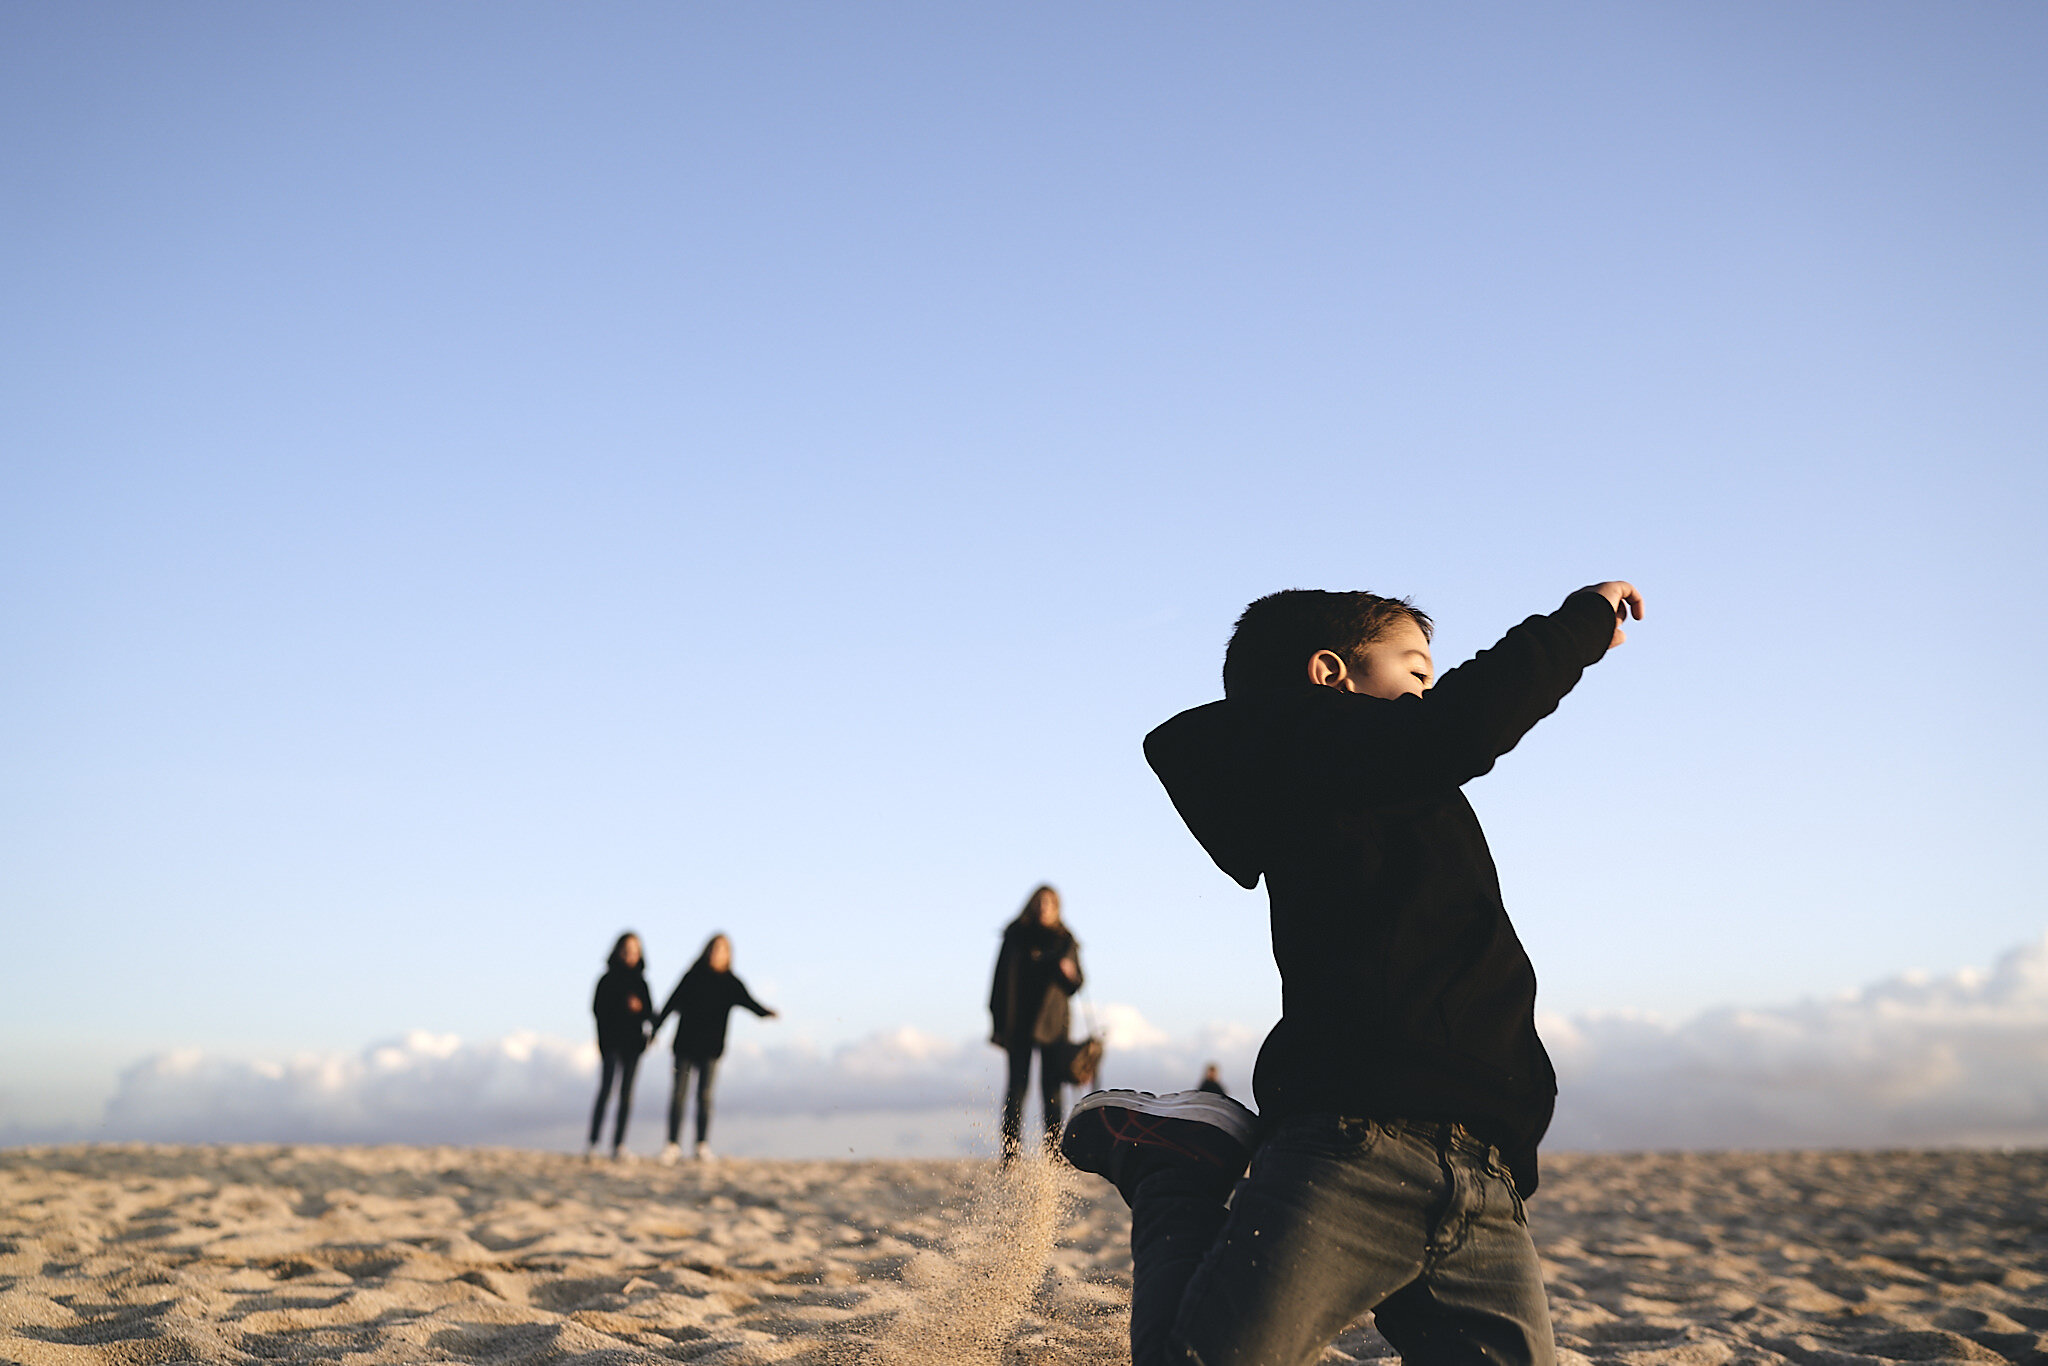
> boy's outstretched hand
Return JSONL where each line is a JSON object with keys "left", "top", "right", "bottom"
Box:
{"left": 1582, "top": 581, "right": 1644, "bottom": 649}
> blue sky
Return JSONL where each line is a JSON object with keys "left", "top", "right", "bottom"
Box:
{"left": 4, "top": 3, "right": 2045, "bottom": 1133}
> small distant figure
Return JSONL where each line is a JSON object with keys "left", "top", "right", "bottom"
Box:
{"left": 589, "top": 932, "right": 655, "bottom": 1161}
{"left": 988, "top": 884, "right": 1083, "bottom": 1159}
{"left": 1196, "top": 1063, "right": 1228, "bottom": 1097}
{"left": 656, "top": 933, "right": 778, "bottom": 1164}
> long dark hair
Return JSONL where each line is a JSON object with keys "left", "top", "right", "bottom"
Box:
{"left": 1010, "top": 885, "right": 1062, "bottom": 930}
{"left": 687, "top": 933, "right": 731, "bottom": 975}
{"left": 606, "top": 932, "right": 645, "bottom": 974}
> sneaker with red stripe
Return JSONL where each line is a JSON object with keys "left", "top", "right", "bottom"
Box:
{"left": 1058, "top": 1089, "right": 1258, "bottom": 1196}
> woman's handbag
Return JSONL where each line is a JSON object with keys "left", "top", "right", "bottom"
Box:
{"left": 1056, "top": 994, "right": 1105, "bottom": 1086}
{"left": 1058, "top": 1034, "right": 1104, "bottom": 1086}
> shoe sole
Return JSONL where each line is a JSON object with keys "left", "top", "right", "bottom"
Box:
{"left": 1059, "top": 1089, "right": 1257, "bottom": 1178}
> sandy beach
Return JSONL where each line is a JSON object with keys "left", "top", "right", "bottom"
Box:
{"left": 2, "top": 1143, "right": 2043, "bottom": 1366}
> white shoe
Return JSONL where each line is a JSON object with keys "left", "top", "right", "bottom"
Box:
{"left": 612, "top": 1148, "right": 636, "bottom": 1164}
{"left": 694, "top": 1143, "right": 716, "bottom": 1163}
{"left": 658, "top": 1142, "right": 681, "bottom": 1166}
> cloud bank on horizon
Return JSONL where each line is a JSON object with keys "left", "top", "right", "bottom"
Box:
{"left": 13, "top": 935, "right": 2047, "bottom": 1154}
{"left": 1543, "top": 929, "right": 2048, "bottom": 1150}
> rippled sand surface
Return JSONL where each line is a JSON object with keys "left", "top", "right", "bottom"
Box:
{"left": 2, "top": 1145, "right": 2043, "bottom": 1365}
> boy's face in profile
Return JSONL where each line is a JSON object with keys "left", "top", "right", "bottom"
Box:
{"left": 1313, "top": 619, "right": 1435, "bottom": 701}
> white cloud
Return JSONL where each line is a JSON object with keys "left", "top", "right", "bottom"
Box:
{"left": 19, "top": 933, "right": 2048, "bottom": 1152}
{"left": 1543, "top": 930, "right": 2048, "bottom": 1149}
{"left": 52, "top": 1008, "right": 1257, "bottom": 1151}
{"left": 97, "top": 1030, "right": 598, "bottom": 1146}
{"left": 1092, "top": 1002, "right": 1172, "bottom": 1050}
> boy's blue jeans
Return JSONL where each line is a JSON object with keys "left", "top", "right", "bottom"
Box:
{"left": 1130, "top": 1114, "right": 1555, "bottom": 1366}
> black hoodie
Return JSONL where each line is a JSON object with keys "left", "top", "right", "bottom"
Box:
{"left": 592, "top": 963, "right": 655, "bottom": 1058}
{"left": 989, "top": 919, "right": 1084, "bottom": 1048}
{"left": 659, "top": 963, "right": 773, "bottom": 1060}
{"left": 1142, "top": 589, "right": 1616, "bottom": 1195}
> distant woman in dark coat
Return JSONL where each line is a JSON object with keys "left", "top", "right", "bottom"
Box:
{"left": 989, "top": 884, "right": 1083, "bottom": 1157}
{"left": 589, "top": 931, "right": 655, "bottom": 1160}
{"left": 656, "top": 933, "right": 778, "bottom": 1163}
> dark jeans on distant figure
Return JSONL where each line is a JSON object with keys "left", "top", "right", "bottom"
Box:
{"left": 1002, "top": 1040, "right": 1065, "bottom": 1153}
{"left": 1130, "top": 1115, "right": 1554, "bottom": 1366}
{"left": 588, "top": 1050, "right": 641, "bottom": 1152}
{"left": 667, "top": 1054, "right": 720, "bottom": 1145}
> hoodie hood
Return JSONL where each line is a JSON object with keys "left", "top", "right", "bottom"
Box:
{"left": 1143, "top": 700, "right": 1279, "bottom": 890}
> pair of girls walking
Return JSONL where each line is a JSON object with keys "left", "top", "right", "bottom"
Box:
{"left": 588, "top": 931, "right": 777, "bottom": 1162}
{"left": 599, "top": 890, "right": 1080, "bottom": 1163}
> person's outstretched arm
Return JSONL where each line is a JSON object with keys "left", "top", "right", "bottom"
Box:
{"left": 1294, "top": 582, "right": 1642, "bottom": 805}
{"left": 653, "top": 977, "right": 687, "bottom": 1033}
{"left": 731, "top": 975, "right": 777, "bottom": 1019}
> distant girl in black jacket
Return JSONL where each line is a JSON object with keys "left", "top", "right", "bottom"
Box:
{"left": 588, "top": 932, "right": 655, "bottom": 1160}
{"left": 656, "top": 933, "right": 778, "bottom": 1163}
{"left": 989, "top": 885, "right": 1083, "bottom": 1157}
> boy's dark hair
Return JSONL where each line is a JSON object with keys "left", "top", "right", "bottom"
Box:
{"left": 1223, "top": 590, "right": 1434, "bottom": 698}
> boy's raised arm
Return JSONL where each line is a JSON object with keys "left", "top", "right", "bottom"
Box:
{"left": 1295, "top": 583, "right": 1637, "bottom": 803}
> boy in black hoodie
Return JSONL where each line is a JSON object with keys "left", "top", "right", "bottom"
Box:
{"left": 1060, "top": 581, "right": 1642, "bottom": 1366}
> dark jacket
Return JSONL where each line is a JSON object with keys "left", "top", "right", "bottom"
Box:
{"left": 659, "top": 966, "right": 773, "bottom": 1060}
{"left": 1142, "top": 589, "right": 1616, "bottom": 1196}
{"left": 989, "top": 920, "right": 1084, "bottom": 1048}
{"left": 592, "top": 964, "right": 655, "bottom": 1057}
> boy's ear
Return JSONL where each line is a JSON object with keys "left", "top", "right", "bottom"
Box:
{"left": 1307, "top": 649, "right": 1350, "bottom": 689}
